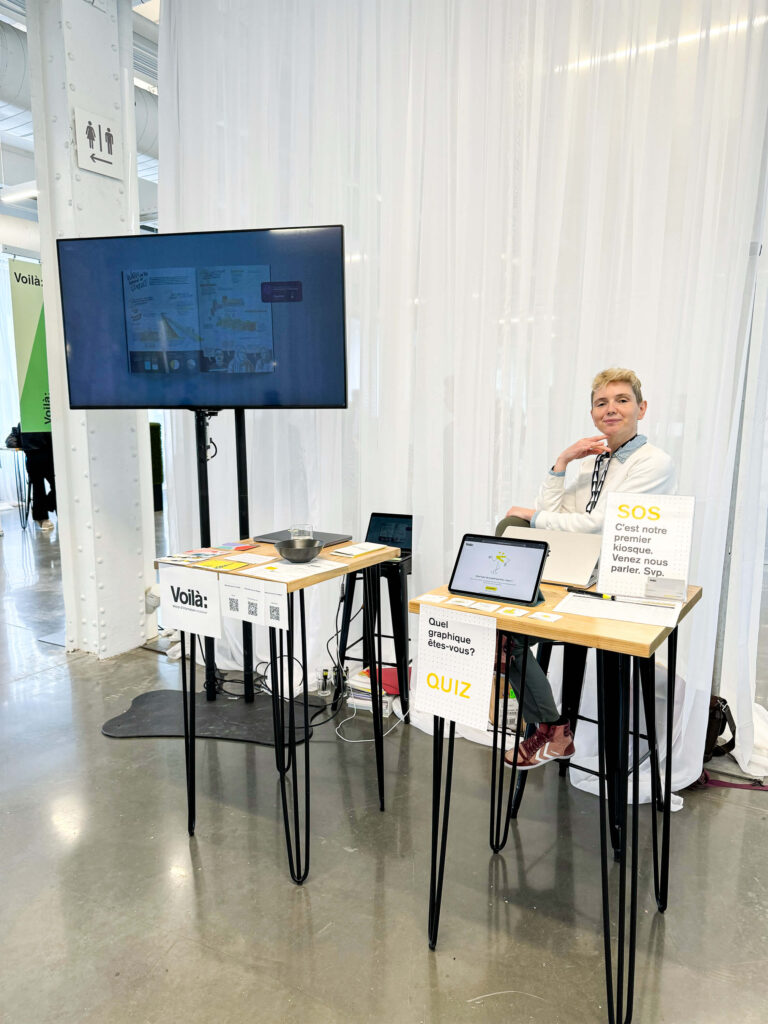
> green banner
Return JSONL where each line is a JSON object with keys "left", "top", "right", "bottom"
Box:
{"left": 9, "top": 259, "right": 50, "bottom": 433}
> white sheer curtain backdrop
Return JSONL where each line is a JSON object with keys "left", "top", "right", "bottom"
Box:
{"left": 159, "top": 0, "right": 768, "bottom": 790}
{"left": 0, "top": 257, "right": 21, "bottom": 504}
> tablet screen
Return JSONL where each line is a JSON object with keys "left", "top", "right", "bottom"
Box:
{"left": 448, "top": 534, "right": 549, "bottom": 605}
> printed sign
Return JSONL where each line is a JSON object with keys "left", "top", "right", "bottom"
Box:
{"left": 219, "top": 573, "right": 289, "bottom": 631}
{"left": 263, "top": 580, "right": 289, "bottom": 630}
{"left": 159, "top": 564, "right": 222, "bottom": 638}
{"left": 413, "top": 608, "right": 496, "bottom": 729}
{"left": 75, "top": 107, "right": 123, "bottom": 180}
{"left": 597, "top": 493, "right": 695, "bottom": 599}
{"left": 219, "top": 574, "right": 266, "bottom": 625}
{"left": 9, "top": 259, "right": 50, "bottom": 433}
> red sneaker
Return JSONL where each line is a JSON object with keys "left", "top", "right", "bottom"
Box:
{"left": 504, "top": 722, "right": 575, "bottom": 771}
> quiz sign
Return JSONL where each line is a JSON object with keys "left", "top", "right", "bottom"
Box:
{"left": 598, "top": 492, "right": 694, "bottom": 599}
{"left": 414, "top": 608, "right": 496, "bottom": 729}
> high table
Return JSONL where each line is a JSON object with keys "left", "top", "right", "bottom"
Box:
{"left": 409, "top": 582, "right": 702, "bottom": 1024}
{"left": 173, "top": 540, "right": 400, "bottom": 885}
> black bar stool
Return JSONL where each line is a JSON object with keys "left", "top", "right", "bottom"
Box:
{"left": 337, "top": 554, "right": 412, "bottom": 716}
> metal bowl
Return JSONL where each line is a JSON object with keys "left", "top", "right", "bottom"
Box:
{"left": 275, "top": 537, "right": 324, "bottom": 563}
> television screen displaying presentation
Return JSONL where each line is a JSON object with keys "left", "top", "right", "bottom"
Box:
{"left": 56, "top": 225, "right": 347, "bottom": 409}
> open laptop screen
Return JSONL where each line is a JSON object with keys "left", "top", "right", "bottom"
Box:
{"left": 448, "top": 534, "right": 549, "bottom": 605}
{"left": 366, "top": 513, "right": 412, "bottom": 551}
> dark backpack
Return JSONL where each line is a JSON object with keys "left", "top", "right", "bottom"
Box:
{"left": 5, "top": 424, "right": 21, "bottom": 449}
{"left": 703, "top": 695, "right": 736, "bottom": 762}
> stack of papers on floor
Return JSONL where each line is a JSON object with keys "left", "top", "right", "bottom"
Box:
{"left": 347, "top": 668, "right": 394, "bottom": 717}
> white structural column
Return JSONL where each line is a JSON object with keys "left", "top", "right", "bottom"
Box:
{"left": 26, "top": 0, "right": 157, "bottom": 657}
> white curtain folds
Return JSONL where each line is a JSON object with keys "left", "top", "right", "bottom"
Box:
{"left": 159, "top": 0, "right": 768, "bottom": 790}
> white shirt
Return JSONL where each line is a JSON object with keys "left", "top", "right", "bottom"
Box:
{"left": 532, "top": 438, "right": 676, "bottom": 533}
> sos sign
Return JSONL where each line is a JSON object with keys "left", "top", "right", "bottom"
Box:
{"left": 616, "top": 503, "right": 661, "bottom": 521}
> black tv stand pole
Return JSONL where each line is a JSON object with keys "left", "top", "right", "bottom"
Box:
{"left": 234, "top": 408, "right": 254, "bottom": 702}
{"left": 194, "top": 409, "right": 219, "bottom": 701}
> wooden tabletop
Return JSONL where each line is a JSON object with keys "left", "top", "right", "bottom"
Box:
{"left": 409, "top": 584, "right": 702, "bottom": 658}
{"left": 158, "top": 541, "right": 400, "bottom": 594}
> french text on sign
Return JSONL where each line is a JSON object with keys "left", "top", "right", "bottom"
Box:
{"left": 597, "top": 492, "right": 694, "bottom": 599}
{"left": 414, "top": 607, "right": 496, "bottom": 730}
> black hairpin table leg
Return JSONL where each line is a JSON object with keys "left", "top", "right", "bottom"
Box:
{"left": 489, "top": 631, "right": 528, "bottom": 851}
{"left": 180, "top": 631, "right": 197, "bottom": 837}
{"left": 638, "top": 652, "right": 662, "bottom": 905}
{"left": 428, "top": 715, "right": 456, "bottom": 950}
{"left": 596, "top": 650, "right": 640, "bottom": 1024}
{"left": 657, "top": 627, "right": 677, "bottom": 912}
{"left": 269, "top": 592, "right": 312, "bottom": 884}
{"left": 363, "top": 564, "right": 386, "bottom": 811}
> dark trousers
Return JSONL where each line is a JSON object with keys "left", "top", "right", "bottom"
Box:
{"left": 504, "top": 635, "right": 560, "bottom": 724}
{"left": 25, "top": 449, "right": 56, "bottom": 522}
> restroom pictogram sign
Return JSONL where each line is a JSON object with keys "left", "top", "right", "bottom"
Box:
{"left": 75, "top": 107, "right": 123, "bottom": 180}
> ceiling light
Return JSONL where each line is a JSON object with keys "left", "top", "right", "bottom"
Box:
{"left": 0, "top": 181, "right": 39, "bottom": 204}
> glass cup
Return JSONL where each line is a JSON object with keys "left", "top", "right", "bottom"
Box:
{"left": 290, "top": 524, "right": 313, "bottom": 539}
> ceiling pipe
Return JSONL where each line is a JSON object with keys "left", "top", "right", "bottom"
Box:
{"left": 0, "top": 19, "right": 158, "bottom": 159}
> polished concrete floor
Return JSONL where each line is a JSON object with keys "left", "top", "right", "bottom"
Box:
{"left": 1, "top": 509, "right": 767, "bottom": 1024}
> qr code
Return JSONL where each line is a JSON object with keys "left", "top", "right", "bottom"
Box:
{"left": 269, "top": 604, "right": 280, "bottom": 622}
{"left": 247, "top": 600, "right": 259, "bottom": 617}
{"left": 228, "top": 597, "right": 239, "bottom": 613}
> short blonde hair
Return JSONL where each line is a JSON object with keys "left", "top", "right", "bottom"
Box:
{"left": 591, "top": 368, "right": 643, "bottom": 405}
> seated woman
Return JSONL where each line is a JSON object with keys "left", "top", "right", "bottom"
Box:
{"left": 503, "top": 367, "right": 676, "bottom": 770}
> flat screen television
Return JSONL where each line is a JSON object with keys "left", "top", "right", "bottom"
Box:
{"left": 56, "top": 225, "right": 347, "bottom": 409}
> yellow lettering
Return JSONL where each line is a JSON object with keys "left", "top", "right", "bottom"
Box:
{"left": 648, "top": 506, "right": 661, "bottom": 521}
{"left": 459, "top": 681, "right": 471, "bottom": 698}
{"left": 427, "top": 673, "right": 439, "bottom": 689}
{"left": 617, "top": 504, "right": 630, "bottom": 518}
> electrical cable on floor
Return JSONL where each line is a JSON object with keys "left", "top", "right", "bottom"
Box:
{"left": 334, "top": 704, "right": 405, "bottom": 743}
{"left": 169, "top": 576, "right": 389, "bottom": 732}
{"left": 253, "top": 654, "right": 307, "bottom": 697}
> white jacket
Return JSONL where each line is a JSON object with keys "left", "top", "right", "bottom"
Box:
{"left": 532, "top": 440, "right": 676, "bottom": 534}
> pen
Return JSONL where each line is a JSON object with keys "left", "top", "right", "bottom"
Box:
{"left": 566, "top": 587, "right": 614, "bottom": 600}
{"left": 566, "top": 587, "right": 677, "bottom": 610}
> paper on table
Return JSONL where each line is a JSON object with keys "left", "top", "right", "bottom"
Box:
{"left": 531, "top": 611, "right": 561, "bottom": 622}
{"left": 555, "top": 592, "right": 682, "bottom": 627}
{"left": 472, "top": 601, "right": 500, "bottom": 612}
{"left": 499, "top": 607, "right": 528, "bottom": 617}
{"left": 416, "top": 593, "right": 447, "bottom": 604}
{"left": 195, "top": 557, "right": 250, "bottom": 571}
{"left": 446, "top": 597, "right": 476, "bottom": 608}
{"left": 242, "top": 558, "right": 339, "bottom": 583}
{"left": 158, "top": 548, "right": 225, "bottom": 565}
{"left": 231, "top": 552, "right": 273, "bottom": 565}
{"left": 330, "top": 542, "right": 387, "bottom": 557}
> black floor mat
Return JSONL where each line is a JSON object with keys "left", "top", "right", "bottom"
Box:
{"left": 102, "top": 689, "right": 325, "bottom": 746}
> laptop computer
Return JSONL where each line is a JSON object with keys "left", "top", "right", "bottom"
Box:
{"left": 502, "top": 525, "right": 601, "bottom": 588}
{"left": 365, "top": 513, "right": 412, "bottom": 554}
{"left": 448, "top": 533, "right": 549, "bottom": 606}
{"left": 252, "top": 529, "right": 352, "bottom": 547}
